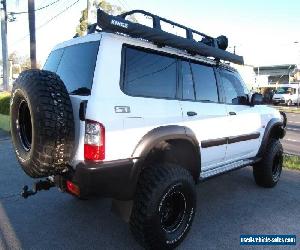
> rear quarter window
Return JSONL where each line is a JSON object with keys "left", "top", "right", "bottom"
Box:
{"left": 122, "top": 47, "right": 177, "bottom": 99}
{"left": 43, "top": 41, "right": 100, "bottom": 95}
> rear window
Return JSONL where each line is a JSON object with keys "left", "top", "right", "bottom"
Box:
{"left": 122, "top": 47, "right": 177, "bottom": 99}
{"left": 43, "top": 41, "right": 100, "bottom": 95}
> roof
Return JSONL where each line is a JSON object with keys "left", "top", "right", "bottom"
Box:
{"left": 253, "top": 64, "right": 297, "bottom": 73}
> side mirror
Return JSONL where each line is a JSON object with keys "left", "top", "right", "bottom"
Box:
{"left": 251, "top": 93, "right": 263, "bottom": 106}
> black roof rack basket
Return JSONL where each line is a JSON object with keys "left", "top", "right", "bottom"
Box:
{"left": 96, "top": 9, "right": 244, "bottom": 65}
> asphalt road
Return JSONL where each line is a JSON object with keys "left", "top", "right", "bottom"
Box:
{"left": 282, "top": 113, "right": 300, "bottom": 156}
{"left": 0, "top": 139, "right": 299, "bottom": 249}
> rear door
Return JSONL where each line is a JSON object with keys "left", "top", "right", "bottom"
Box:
{"left": 179, "top": 60, "right": 228, "bottom": 171}
{"left": 217, "top": 68, "right": 261, "bottom": 162}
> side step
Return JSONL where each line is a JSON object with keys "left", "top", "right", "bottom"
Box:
{"left": 200, "top": 159, "right": 257, "bottom": 180}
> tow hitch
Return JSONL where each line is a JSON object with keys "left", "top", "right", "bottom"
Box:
{"left": 21, "top": 177, "right": 55, "bottom": 199}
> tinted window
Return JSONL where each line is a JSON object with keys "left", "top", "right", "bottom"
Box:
{"left": 182, "top": 61, "right": 195, "bottom": 100}
{"left": 123, "top": 47, "right": 177, "bottom": 98}
{"left": 44, "top": 41, "right": 99, "bottom": 95}
{"left": 220, "top": 70, "right": 248, "bottom": 104}
{"left": 43, "top": 49, "right": 63, "bottom": 72}
{"left": 190, "top": 63, "right": 218, "bottom": 102}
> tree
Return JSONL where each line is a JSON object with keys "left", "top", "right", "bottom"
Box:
{"left": 75, "top": 0, "right": 129, "bottom": 37}
{"left": 8, "top": 52, "right": 41, "bottom": 75}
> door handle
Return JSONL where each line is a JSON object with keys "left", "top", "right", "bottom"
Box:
{"left": 229, "top": 112, "right": 236, "bottom": 115}
{"left": 187, "top": 111, "right": 197, "bottom": 116}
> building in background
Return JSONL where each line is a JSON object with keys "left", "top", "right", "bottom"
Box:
{"left": 253, "top": 64, "right": 298, "bottom": 86}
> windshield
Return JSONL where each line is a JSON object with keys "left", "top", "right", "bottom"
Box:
{"left": 275, "top": 87, "right": 295, "bottom": 94}
{"left": 43, "top": 41, "right": 100, "bottom": 95}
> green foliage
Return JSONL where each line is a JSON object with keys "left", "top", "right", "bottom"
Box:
{"left": 75, "top": 0, "right": 126, "bottom": 37}
{"left": 0, "top": 92, "right": 11, "bottom": 115}
{"left": 0, "top": 114, "right": 10, "bottom": 131}
{"left": 283, "top": 155, "right": 300, "bottom": 170}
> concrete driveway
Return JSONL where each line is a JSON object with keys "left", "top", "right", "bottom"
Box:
{"left": 0, "top": 139, "right": 299, "bottom": 249}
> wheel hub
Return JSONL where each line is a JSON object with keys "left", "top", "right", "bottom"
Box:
{"left": 272, "top": 152, "right": 282, "bottom": 180}
{"left": 159, "top": 190, "right": 186, "bottom": 232}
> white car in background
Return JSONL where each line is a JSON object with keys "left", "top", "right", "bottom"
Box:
{"left": 273, "top": 84, "right": 300, "bottom": 106}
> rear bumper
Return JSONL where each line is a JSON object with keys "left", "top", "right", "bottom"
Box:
{"left": 71, "top": 159, "right": 136, "bottom": 200}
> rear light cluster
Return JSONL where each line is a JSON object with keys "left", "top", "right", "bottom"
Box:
{"left": 84, "top": 120, "right": 105, "bottom": 161}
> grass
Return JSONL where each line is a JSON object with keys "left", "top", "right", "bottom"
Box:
{"left": 0, "top": 91, "right": 11, "bottom": 115}
{"left": 283, "top": 155, "right": 300, "bottom": 171}
{"left": 275, "top": 106, "right": 300, "bottom": 114}
{"left": 0, "top": 113, "right": 10, "bottom": 131}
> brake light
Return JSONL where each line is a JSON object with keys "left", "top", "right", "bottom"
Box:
{"left": 84, "top": 120, "right": 105, "bottom": 161}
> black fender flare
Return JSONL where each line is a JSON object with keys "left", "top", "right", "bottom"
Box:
{"left": 257, "top": 117, "right": 286, "bottom": 157}
{"left": 132, "top": 125, "right": 199, "bottom": 158}
{"left": 130, "top": 125, "right": 201, "bottom": 187}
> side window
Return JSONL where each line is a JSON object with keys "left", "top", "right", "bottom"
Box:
{"left": 182, "top": 61, "right": 195, "bottom": 100}
{"left": 190, "top": 62, "right": 219, "bottom": 102}
{"left": 56, "top": 41, "right": 99, "bottom": 94}
{"left": 123, "top": 47, "right": 177, "bottom": 99}
{"left": 220, "top": 70, "right": 248, "bottom": 105}
{"left": 44, "top": 41, "right": 100, "bottom": 94}
{"left": 43, "top": 48, "right": 64, "bottom": 72}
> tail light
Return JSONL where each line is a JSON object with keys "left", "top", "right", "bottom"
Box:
{"left": 84, "top": 120, "right": 105, "bottom": 161}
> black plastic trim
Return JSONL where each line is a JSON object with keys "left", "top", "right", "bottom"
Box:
{"left": 132, "top": 125, "right": 199, "bottom": 158}
{"left": 132, "top": 125, "right": 201, "bottom": 180}
{"left": 228, "top": 132, "right": 260, "bottom": 144}
{"left": 201, "top": 137, "right": 227, "bottom": 148}
{"left": 201, "top": 132, "right": 261, "bottom": 148}
{"left": 72, "top": 159, "right": 135, "bottom": 200}
{"left": 256, "top": 118, "right": 286, "bottom": 157}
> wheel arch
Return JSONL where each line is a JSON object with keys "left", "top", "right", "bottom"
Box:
{"left": 130, "top": 125, "right": 201, "bottom": 184}
{"left": 257, "top": 117, "right": 286, "bottom": 157}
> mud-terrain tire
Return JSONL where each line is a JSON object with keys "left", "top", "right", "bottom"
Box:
{"left": 10, "top": 69, "right": 74, "bottom": 178}
{"left": 130, "top": 164, "right": 196, "bottom": 249}
{"left": 253, "top": 139, "right": 283, "bottom": 188}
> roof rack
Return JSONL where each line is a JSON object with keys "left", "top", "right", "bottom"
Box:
{"left": 94, "top": 9, "right": 244, "bottom": 65}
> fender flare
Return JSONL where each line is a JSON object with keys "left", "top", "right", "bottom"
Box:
{"left": 129, "top": 125, "right": 201, "bottom": 189}
{"left": 132, "top": 125, "right": 200, "bottom": 158}
{"left": 257, "top": 117, "right": 286, "bottom": 157}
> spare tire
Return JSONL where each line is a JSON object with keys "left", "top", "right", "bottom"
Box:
{"left": 10, "top": 69, "right": 75, "bottom": 178}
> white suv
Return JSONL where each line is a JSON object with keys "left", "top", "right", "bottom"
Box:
{"left": 10, "top": 9, "right": 286, "bottom": 249}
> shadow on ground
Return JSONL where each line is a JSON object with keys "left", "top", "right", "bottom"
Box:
{"left": 0, "top": 140, "right": 299, "bottom": 249}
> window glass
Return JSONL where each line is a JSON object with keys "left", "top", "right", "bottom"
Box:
{"left": 182, "top": 61, "right": 195, "bottom": 100}
{"left": 275, "top": 87, "right": 295, "bottom": 94}
{"left": 123, "top": 47, "right": 177, "bottom": 98}
{"left": 190, "top": 62, "right": 218, "bottom": 102}
{"left": 43, "top": 49, "right": 63, "bottom": 72}
{"left": 235, "top": 73, "right": 249, "bottom": 95}
{"left": 220, "top": 70, "right": 248, "bottom": 104}
{"left": 44, "top": 41, "right": 100, "bottom": 95}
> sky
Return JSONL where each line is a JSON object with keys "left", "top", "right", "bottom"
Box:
{"left": 2, "top": 0, "right": 300, "bottom": 67}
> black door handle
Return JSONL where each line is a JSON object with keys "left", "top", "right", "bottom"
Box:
{"left": 229, "top": 112, "right": 236, "bottom": 115}
{"left": 187, "top": 111, "right": 197, "bottom": 116}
